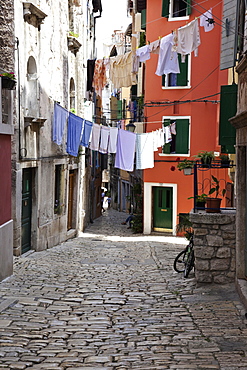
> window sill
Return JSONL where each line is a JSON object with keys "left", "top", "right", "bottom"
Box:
{"left": 168, "top": 16, "right": 190, "bottom": 22}
{"left": 0, "top": 123, "right": 14, "bottom": 135}
{"left": 162, "top": 86, "right": 191, "bottom": 90}
{"left": 158, "top": 153, "right": 190, "bottom": 157}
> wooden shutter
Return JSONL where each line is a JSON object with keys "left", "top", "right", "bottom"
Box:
{"left": 175, "top": 119, "right": 190, "bottom": 154}
{"left": 141, "top": 9, "right": 146, "bottom": 29}
{"left": 176, "top": 55, "right": 188, "bottom": 86}
{"left": 117, "top": 100, "right": 122, "bottom": 120}
{"left": 219, "top": 84, "right": 237, "bottom": 153}
{"left": 186, "top": 0, "right": 192, "bottom": 15}
{"left": 162, "top": 119, "right": 171, "bottom": 154}
{"left": 220, "top": 0, "right": 240, "bottom": 70}
{"left": 162, "top": 0, "right": 170, "bottom": 17}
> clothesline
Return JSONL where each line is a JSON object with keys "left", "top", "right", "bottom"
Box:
{"left": 88, "top": 9, "right": 215, "bottom": 96}
{"left": 52, "top": 102, "right": 178, "bottom": 172}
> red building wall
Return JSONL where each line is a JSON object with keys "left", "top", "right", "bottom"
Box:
{"left": 144, "top": 0, "right": 230, "bottom": 225}
{"left": 0, "top": 134, "right": 12, "bottom": 225}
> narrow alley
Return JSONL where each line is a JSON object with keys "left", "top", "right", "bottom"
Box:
{"left": 0, "top": 209, "right": 247, "bottom": 369}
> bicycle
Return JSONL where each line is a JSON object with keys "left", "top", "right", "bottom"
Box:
{"left": 173, "top": 232, "right": 194, "bottom": 278}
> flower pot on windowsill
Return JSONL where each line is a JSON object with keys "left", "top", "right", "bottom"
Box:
{"left": 183, "top": 167, "right": 193, "bottom": 175}
{"left": 1, "top": 76, "right": 16, "bottom": 90}
{"left": 196, "top": 201, "right": 206, "bottom": 210}
{"left": 221, "top": 160, "right": 230, "bottom": 168}
{"left": 206, "top": 198, "right": 222, "bottom": 213}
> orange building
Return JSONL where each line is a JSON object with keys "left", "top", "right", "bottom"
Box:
{"left": 142, "top": 0, "right": 232, "bottom": 234}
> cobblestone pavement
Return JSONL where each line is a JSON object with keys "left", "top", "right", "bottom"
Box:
{"left": 1, "top": 209, "right": 247, "bottom": 370}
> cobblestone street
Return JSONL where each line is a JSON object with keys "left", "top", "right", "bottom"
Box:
{"left": 1, "top": 209, "right": 247, "bottom": 369}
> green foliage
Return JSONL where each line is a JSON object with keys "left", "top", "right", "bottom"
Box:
{"left": 132, "top": 214, "right": 143, "bottom": 233}
{"left": 176, "top": 213, "right": 193, "bottom": 240}
{"left": 139, "top": 32, "right": 146, "bottom": 48}
{"left": 208, "top": 175, "right": 226, "bottom": 198}
{"left": 0, "top": 72, "right": 16, "bottom": 80}
{"left": 177, "top": 159, "right": 194, "bottom": 171}
{"left": 69, "top": 31, "right": 79, "bottom": 38}
{"left": 195, "top": 150, "right": 215, "bottom": 161}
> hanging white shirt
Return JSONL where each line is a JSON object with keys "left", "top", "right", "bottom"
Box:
{"left": 136, "top": 132, "right": 154, "bottom": 170}
{"left": 177, "top": 18, "right": 201, "bottom": 62}
{"left": 155, "top": 33, "right": 180, "bottom": 76}
{"left": 200, "top": 8, "right": 215, "bottom": 32}
{"left": 165, "top": 126, "right": 172, "bottom": 143}
{"left": 136, "top": 44, "right": 151, "bottom": 63}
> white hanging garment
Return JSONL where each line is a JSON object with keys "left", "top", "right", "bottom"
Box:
{"left": 200, "top": 8, "right": 215, "bottom": 32}
{"left": 99, "top": 126, "right": 110, "bottom": 154}
{"left": 155, "top": 33, "right": 180, "bottom": 76}
{"left": 136, "top": 132, "right": 154, "bottom": 170}
{"left": 177, "top": 18, "right": 201, "bottom": 62}
{"left": 108, "top": 127, "right": 118, "bottom": 153}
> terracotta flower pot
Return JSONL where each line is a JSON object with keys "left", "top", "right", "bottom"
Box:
{"left": 206, "top": 198, "right": 222, "bottom": 213}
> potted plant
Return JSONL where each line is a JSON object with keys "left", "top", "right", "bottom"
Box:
{"left": 219, "top": 153, "right": 230, "bottom": 168}
{"left": 0, "top": 72, "right": 16, "bottom": 90}
{"left": 177, "top": 159, "right": 194, "bottom": 175}
{"left": 195, "top": 151, "right": 215, "bottom": 168}
{"left": 188, "top": 193, "right": 207, "bottom": 210}
{"left": 206, "top": 175, "right": 226, "bottom": 213}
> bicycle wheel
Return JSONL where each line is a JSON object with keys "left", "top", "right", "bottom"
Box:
{"left": 173, "top": 250, "right": 186, "bottom": 273}
{"left": 184, "top": 249, "right": 195, "bottom": 278}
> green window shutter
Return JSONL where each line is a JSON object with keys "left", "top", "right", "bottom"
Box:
{"left": 186, "top": 0, "right": 192, "bottom": 15}
{"left": 117, "top": 100, "right": 122, "bottom": 120}
{"left": 162, "top": 0, "right": 170, "bottom": 17}
{"left": 162, "top": 74, "right": 166, "bottom": 86}
{"left": 162, "top": 119, "right": 171, "bottom": 154}
{"left": 219, "top": 84, "right": 237, "bottom": 154}
{"left": 141, "top": 9, "right": 146, "bottom": 29}
{"left": 175, "top": 119, "right": 190, "bottom": 154}
{"left": 176, "top": 54, "right": 188, "bottom": 86}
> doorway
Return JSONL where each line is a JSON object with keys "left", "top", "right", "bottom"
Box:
{"left": 153, "top": 186, "right": 173, "bottom": 231}
{"left": 21, "top": 168, "right": 32, "bottom": 254}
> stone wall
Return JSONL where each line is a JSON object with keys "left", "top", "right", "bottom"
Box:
{"left": 0, "top": 0, "right": 15, "bottom": 71}
{"left": 190, "top": 212, "right": 236, "bottom": 284}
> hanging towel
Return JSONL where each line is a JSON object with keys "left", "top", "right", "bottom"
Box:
{"left": 136, "top": 45, "right": 151, "bottom": 63}
{"left": 165, "top": 126, "right": 172, "bottom": 143}
{"left": 52, "top": 103, "right": 69, "bottom": 145}
{"left": 177, "top": 18, "right": 201, "bottom": 62}
{"left": 90, "top": 123, "right": 101, "bottom": 151}
{"left": 155, "top": 33, "right": 180, "bottom": 76}
{"left": 153, "top": 130, "right": 159, "bottom": 151}
{"left": 108, "top": 127, "right": 118, "bottom": 153}
{"left": 115, "top": 129, "right": 136, "bottom": 172}
{"left": 99, "top": 126, "right": 110, "bottom": 154}
{"left": 136, "top": 132, "right": 154, "bottom": 170}
{"left": 81, "top": 120, "right": 93, "bottom": 147}
{"left": 66, "top": 112, "right": 84, "bottom": 157}
{"left": 200, "top": 8, "right": 215, "bottom": 32}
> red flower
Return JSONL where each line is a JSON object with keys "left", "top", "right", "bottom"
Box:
{"left": 176, "top": 157, "right": 180, "bottom": 162}
{"left": 170, "top": 166, "right": 176, "bottom": 171}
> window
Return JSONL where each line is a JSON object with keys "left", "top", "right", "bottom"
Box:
{"left": 162, "top": 117, "right": 190, "bottom": 155}
{"left": 162, "top": 0, "right": 191, "bottom": 19}
{"left": 162, "top": 54, "right": 190, "bottom": 88}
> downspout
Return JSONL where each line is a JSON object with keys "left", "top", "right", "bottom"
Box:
{"left": 15, "top": 37, "right": 24, "bottom": 160}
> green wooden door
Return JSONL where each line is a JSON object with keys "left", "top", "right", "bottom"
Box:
{"left": 21, "top": 169, "right": 32, "bottom": 254}
{"left": 153, "top": 187, "right": 173, "bottom": 231}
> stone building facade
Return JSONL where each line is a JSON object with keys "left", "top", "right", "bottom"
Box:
{"left": 11, "top": 0, "right": 97, "bottom": 255}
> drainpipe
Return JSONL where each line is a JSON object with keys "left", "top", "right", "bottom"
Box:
{"left": 15, "top": 37, "right": 22, "bottom": 160}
